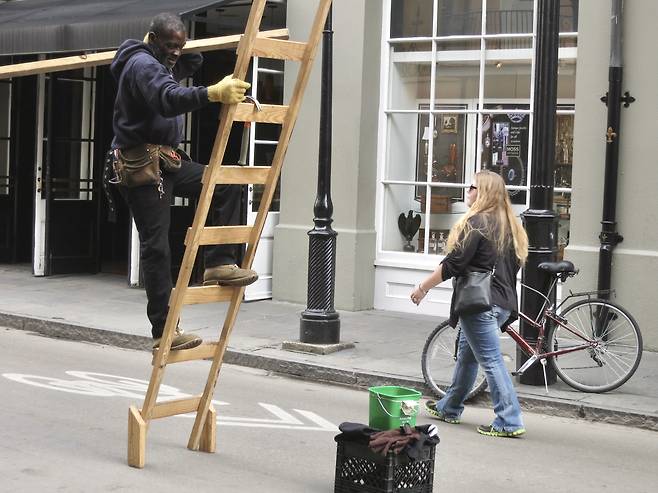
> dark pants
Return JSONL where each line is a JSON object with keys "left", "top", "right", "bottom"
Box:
{"left": 119, "top": 159, "right": 241, "bottom": 338}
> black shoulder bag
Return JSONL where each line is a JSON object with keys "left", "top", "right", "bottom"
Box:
{"left": 453, "top": 261, "right": 497, "bottom": 316}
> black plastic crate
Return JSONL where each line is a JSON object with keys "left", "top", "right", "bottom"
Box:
{"left": 334, "top": 439, "right": 436, "bottom": 493}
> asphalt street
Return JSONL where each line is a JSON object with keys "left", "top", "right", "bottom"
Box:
{"left": 1, "top": 327, "right": 656, "bottom": 493}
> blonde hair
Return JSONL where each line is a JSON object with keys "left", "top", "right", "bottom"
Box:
{"left": 445, "top": 170, "right": 529, "bottom": 264}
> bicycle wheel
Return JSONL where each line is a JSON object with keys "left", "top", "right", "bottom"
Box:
{"left": 549, "top": 299, "right": 642, "bottom": 392}
{"left": 421, "top": 320, "right": 487, "bottom": 400}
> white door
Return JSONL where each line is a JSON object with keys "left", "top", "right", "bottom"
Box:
{"left": 244, "top": 56, "right": 284, "bottom": 301}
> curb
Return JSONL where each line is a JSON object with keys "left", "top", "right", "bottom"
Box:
{"left": 2, "top": 311, "right": 657, "bottom": 432}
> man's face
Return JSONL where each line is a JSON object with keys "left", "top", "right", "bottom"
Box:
{"left": 149, "top": 29, "right": 186, "bottom": 69}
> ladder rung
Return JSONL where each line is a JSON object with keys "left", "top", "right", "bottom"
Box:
{"left": 152, "top": 343, "right": 217, "bottom": 365}
{"left": 213, "top": 166, "right": 271, "bottom": 185}
{"left": 149, "top": 396, "right": 201, "bottom": 419}
{"left": 192, "top": 225, "right": 253, "bottom": 246}
{"left": 234, "top": 103, "right": 287, "bottom": 124}
{"left": 174, "top": 285, "right": 234, "bottom": 305}
{"left": 251, "top": 38, "right": 307, "bottom": 61}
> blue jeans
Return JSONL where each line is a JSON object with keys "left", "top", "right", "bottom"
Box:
{"left": 435, "top": 306, "right": 524, "bottom": 432}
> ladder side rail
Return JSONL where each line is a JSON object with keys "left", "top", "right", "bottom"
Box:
{"left": 244, "top": 0, "right": 334, "bottom": 267}
{"left": 141, "top": 0, "right": 269, "bottom": 419}
{"left": 188, "top": 0, "right": 334, "bottom": 450}
{"left": 182, "top": 0, "right": 270, "bottom": 444}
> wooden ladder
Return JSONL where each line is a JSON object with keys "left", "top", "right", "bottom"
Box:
{"left": 128, "top": 0, "right": 333, "bottom": 468}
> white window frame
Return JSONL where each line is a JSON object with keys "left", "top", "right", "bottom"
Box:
{"left": 376, "top": 0, "right": 576, "bottom": 272}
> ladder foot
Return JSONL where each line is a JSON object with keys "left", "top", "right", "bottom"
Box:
{"left": 128, "top": 406, "right": 146, "bottom": 468}
{"left": 198, "top": 405, "right": 217, "bottom": 453}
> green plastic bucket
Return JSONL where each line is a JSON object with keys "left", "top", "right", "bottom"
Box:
{"left": 368, "top": 385, "right": 422, "bottom": 430}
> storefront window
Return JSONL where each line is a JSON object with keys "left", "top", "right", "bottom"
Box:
{"left": 379, "top": 0, "right": 577, "bottom": 261}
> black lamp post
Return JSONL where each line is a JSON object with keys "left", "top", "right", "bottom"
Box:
{"left": 299, "top": 5, "right": 341, "bottom": 345}
{"left": 518, "top": 0, "right": 560, "bottom": 386}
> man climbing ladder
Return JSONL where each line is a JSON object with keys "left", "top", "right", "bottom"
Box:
{"left": 108, "top": 12, "right": 258, "bottom": 352}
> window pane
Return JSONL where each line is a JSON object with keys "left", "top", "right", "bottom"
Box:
{"left": 385, "top": 112, "right": 422, "bottom": 182}
{"left": 429, "top": 110, "right": 468, "bottom": 188}
{"left": 484, "top": 56, "right": 532, "bottom": 99}
{"left": 480, "top": 108, "right": 529, "bottom": 205}
{"left": 554, "top": 113, "right": 574, "bottom": 188}
{"left": 436, "top": 0, "right": 483, "bottom": 36}
{"left": 555, "top": 192, "right": 571, "bottom": 260}
{"left": 421, "top": 186, "right": 464, "bottom": 255}
{"left": 255, "top": 65, "right": 283, "bottom": 105}
{"left": 559, "top": 0, "right": 579, "bottom": 32}
{"left": 391, "top": 0, "right": 433, "bottom": 38}
{"left": 382, "top": 183, "right": 425, "bottom": 253}
{"left": 486, "top": 1, "right": 533, "bottom": 34}
{"left": 557, "top": 58, "right": 577, "bottom": 99}
{"left": 0, "top": 140, "right": 8, "bottom": 196}
{"left": 390, "top": 60, "right": 431, "bottom": 111}
{"left": 0, "top": 81, "right": 9, "bottom": 196}
{"left": 0, "top": 82, "right": 9, "bottom": 138}
{"left": 435, "top": 60, "right": 480, "bottom": 100}
{"left": 254, "top": 122, "right": 281, "bottom": 142}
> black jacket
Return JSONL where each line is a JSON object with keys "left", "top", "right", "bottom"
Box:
{"left": 110, "top": 39, "right": 209, "bottom": 149}
{"left": 440, "top": 214, "right": 521, "bottom": 327}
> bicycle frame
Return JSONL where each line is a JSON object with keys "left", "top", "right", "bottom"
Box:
{"left": 503, "top": 276, "right": 610, "bottom": 375}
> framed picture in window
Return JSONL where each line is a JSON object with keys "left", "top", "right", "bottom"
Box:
{"left": 441, "top": 114, "right": 458, "bottom": 133}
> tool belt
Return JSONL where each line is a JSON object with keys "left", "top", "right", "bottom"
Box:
{"left": 109, "top": 144, "right": 182, "bottom": 192}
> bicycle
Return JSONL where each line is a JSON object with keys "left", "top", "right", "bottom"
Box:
{"left": 422, "top": 260, "right": 643, "bottom": 400}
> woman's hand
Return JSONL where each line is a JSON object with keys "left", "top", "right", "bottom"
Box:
{"left": 410, "top": 284, "right": 428, "bottom": 306}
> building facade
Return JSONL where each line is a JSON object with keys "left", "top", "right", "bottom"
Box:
{"left": 276, "top": 0, "right": 657, "bottom": 350}
{"left": 1, "top": 1, "right": 656, "bottom": 350}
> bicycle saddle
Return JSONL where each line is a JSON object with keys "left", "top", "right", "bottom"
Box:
{"left": 537, "top": 260, "right": 578, "bottom": 274}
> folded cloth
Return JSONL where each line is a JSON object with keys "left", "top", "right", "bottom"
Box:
{"left": 335, "top": 422, "right": 439, "bottom": 459}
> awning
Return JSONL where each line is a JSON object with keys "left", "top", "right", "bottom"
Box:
{"left": 0, "top": 0, "right": 248, "bottom": 56}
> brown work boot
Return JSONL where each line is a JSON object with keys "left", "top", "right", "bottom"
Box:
{"left": 152, "top": 327, "right": 202, "bottom": 351}
{"left": 203, "top": 264, "right": 258, "bottom": 287}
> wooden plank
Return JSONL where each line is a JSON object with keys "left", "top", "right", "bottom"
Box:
{"left": 172, "top": 285, "right": 234, "bottom": 305}
{"left": 194, "top": 225, "right": 253, "bottom": 246}
{"left": 234, "top": 103, "right": 288, "bottom": 124}
{"left": 0, "top": 28, "right": 289, "bottom": 80}
{"left": 151, "top": 343, "right": 217, "bottom": 365}
{"left": 198, "top": 405, "right": 217, "bottom": 454}
{"left": 213, "top": 166, "right": 270, "bottom": 185}
{"left": 252, "top": 38, "right": 307, "bottom": 61}
{"left": 149, "top": 396, "right": 202, "bottom": 419}
{"left": 127, "top": 406, "right": 146, "bottom": 469}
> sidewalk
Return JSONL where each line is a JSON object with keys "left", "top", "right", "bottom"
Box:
{"left": 1, "top": 264, "right": 656, "bottom": 431}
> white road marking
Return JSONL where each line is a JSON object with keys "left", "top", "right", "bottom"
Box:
{"left": 2, "top": 370, "right": 338, "bottom": 432}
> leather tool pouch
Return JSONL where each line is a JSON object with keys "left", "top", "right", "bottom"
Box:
{"left": 110, "top": 144, "right": 181, "bottom": 189}
{"left": 110, "top": 144, "right": 161, "bottom": 188}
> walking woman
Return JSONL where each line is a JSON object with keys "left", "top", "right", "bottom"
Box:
{"left": 410, "top": 170, "right": 529, "bottom": 437}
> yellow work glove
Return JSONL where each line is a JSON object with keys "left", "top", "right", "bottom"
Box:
{"left": 207, "top": 75, "right": 251, "bottom": 104}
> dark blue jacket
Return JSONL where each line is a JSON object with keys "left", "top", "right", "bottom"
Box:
{"left": 110, "top": 39, "right": 209, "bottom": 149}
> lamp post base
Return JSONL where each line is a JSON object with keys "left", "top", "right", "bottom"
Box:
{"left": 300, "top": 310, "right": 340, "bottom": 344}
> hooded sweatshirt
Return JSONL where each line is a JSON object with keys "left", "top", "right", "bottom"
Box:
{"left": 110, "top": 39, "right": 209, "bottom": 149}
